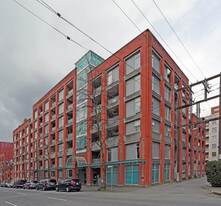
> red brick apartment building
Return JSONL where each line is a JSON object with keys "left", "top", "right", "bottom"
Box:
{"left": 0, "top": 142, "right": 13, "bottom": 182}
{"left": 13, "top": 29, "right": 206, "bottom": 186}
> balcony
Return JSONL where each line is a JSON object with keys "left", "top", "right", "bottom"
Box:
{"left": 93, "top": 86, "right": 101, "bottom": 96}
{"left": 66, "top": 133, "right": 73, "bottom": 141}
{"left": 66, "top": 89, "right": 73, "bottom": 98}
{"left": 107, "top": 116, "right": 119, "bottom": 128}
{"left": 107, "top": 96, "right": 119, "bottom": 109}
{"left": 50, "top": 152, "right": 55, "bottom": 159}
{"left": 67, "top": 119, "right": 73, "bottom": 127}
{"left": 66, "top": 148, "right": 73, "bottom": 155}
{"left": 66, "top": 104, "right": 73, "bottom": 112}
{"left": 92, "top": 158, "right": 100, "bottom": 164}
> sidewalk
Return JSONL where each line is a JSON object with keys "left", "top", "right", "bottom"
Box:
{"left": 208, "top": 186, "right": 221, "bottom": 196}
{"left": 202, "top": 184, "right": 221, "bottom": 196}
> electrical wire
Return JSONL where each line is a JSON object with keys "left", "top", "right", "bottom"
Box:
{"left": 12, "top": 0, "right": 88, "bottom": 51}
{"left": 152, "top": 0, "right": 206, "bottom": 79}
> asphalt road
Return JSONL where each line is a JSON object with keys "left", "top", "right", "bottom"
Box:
{"left": 0, "top": 177, "right": 220, "bottom": 206}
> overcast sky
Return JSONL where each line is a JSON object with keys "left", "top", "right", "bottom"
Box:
{"left": 0, "top": 0, "right": 220, "bottom": 142}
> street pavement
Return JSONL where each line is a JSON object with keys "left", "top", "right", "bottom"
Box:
{"left": 0, "top": 177, "right": 220, "bottom": 206}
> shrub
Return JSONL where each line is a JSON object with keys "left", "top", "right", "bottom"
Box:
{"left": 206, "top": 161, "right": 221, "bottom": 187}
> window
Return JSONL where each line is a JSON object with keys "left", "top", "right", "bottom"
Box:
{"left": 182, "top": 149, "right": 186, "bottom": 160}
{"left": 107, "top": 147, "right": 118, "bottom": 162}
{"left": 126, "top": 97, "right": 140, "bottom": 118}
{"left": 164, "top": 164, "right": 170, "bottom": 181}
{"left": 212, "top": 121, "right": 217, "bottom": 125}
{"left": 125, "top": 165, "right": 139, "bottom": 185}
{"left": 212, "top": 152, "right": 217, "bottom": 157}
{"left": 212, "top": 127, "right": 217, "bottom": 133}
{"left": 152, "top": 142, "right": 160, "bottom": 159}
{"left": 165, "top": 145, "right": 170, "bottom": 159}
{"left": 58, "top": 157, "right": 62, "bottom": 167}
{"left": 152, "top": 97, "right": 160, "bottom": 116}
{"left": 45, "top": 101, "right": 49, "bottom": 111}
{"left": 58, "top": 89, "right": 64, "bottom": 101}
{"left": 152, "top": 164, "right": 159, "bottom": 183}
{"left": 34, "top": 121, "right": 37, "bottom": 129}
{"left": 126, "top": 52, "right": 140, "bottom": 75}
{"left": 164, "top": 125, "right": 171, "bottom": 139}
{"left": 58, "top": 117, "right": 64, "bottom": 128}
{"left": 165, "top": 106, "right": 170, "bottom": 121}
{"left": 45, "top": 138, "right": 48, "bottom": 145}
{"left": 77, "top": 104, "right": 87, "bottom": 121}
{"left": 135, "top": 97, "right": 140, "bottom": 114}
{"left": 58, "top": 103, "right": 64, "bottom": 115}
{"left": 125, "top": 120, "right": 140, "bottom": 134}
{"left": 152, "top": 75, "right": 160, "bottom": 94}
{"left": 44, "top": 125, "right": 48, "bottom": 134}
{"left": 164, "top": 65, "right": 171, "bottom": 82}
{"left": 126, "top": 75, "right": 140, "bottom": 96}
{"left": 58, "top": 144, "right": 63, "bottom": 152}
{"left": 152, "top": 119, "right": 160, "bottom": 133}
{"left": 107, "top": 66, "right": 119, "bottom": 85}
{"left": 126, "top": 143, "right": 139, "bottom": 160}
{"left": 212, "top": 144, "right": 217, "bottom": 149}
{"left": 152, "top": 52, "right": 160, "bottom": 73}
{"left": 76, "top": 121, "right": 87, "bottom": 136}
{"left": 76, "top": 136, "right": 87, "bottom": 150}
{"left": 58, "top": 130, "right": 63, "bottom": 141}
{"left": 164, "top": 86, "right": 171, "bottom": 102}
{"left": 212, "top": 135, "right": 217, "bottom": 141}
{"left": 34, "top": 110, "right": 37, "bottom": 119}
{"left": 45, "top": 113, "right": 49, "bottom": 123}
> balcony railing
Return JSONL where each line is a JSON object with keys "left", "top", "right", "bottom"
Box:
{"left": 92, "top": 158, "right": 100, "bottom": 164}
{"left": 107, "top": 116, "right": 119, "bottom": 127}
{"left": 108, "top": 96, "right": 119, "bottom": 106}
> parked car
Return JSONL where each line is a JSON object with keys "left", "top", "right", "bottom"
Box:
{"left": 36, "top": 179, "right": 56, "bottom": 191}
{"left": 56, "top": 179, "right": 81, "bottom": 192}
{"left": 0, "top": 181, "right": 4, "bottom": 187}
{"left": 23, "top": 180, "right": 38, "bottom": 189}
{"left": 5, "top": 181, "right": 14, "bottom": 188}
{"left": 1, "top": 181, "right": 6, "bottom": 187}
{"left": 13, "top": 180, "right": 27, "bottom": 188}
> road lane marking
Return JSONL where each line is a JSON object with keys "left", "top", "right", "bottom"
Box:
{"left": 48, "top": 197, "right": 67, "bottom": 202}
{"left": 5, "top": 201, "right": 18, "bottom": 206}
{"left": 17, "top": 192, "right": 26, "bottom": 195}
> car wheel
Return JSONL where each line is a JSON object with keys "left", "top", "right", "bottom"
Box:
{"left": 36, "top": 187, "right": 39, "bottom": 190}
{"left": 43, "top": 186, "right": 46, "bottom": 191}
{"left": 66, "top": 186, "right": 70, "bottom": 192}
{"left": 56, "top": 187, "right": 59, "bottom": 192}
{"left": 76, "top": 189, "right": 81, "bottom": 192}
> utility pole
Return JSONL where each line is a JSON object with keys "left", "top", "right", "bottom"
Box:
{"left": 176, "top": 73, "right": 221, "bottom": 161}
{"left": 219, "top": 74, "right": 221, "bottom": 160}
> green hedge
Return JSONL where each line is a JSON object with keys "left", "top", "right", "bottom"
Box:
{"left": 206, "top": 161, "right": 221, "bottom": 187}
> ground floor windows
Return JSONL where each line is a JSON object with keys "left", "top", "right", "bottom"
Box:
{"left": 152, "top": 163, "right": 159, "bottom": 183}
{"left": 125, "top": 164, "right": 139, "bottom": 185}
{"left": 107, "top": 166, "right": 118, "bottom": 185}
{"left": 164, "top": 164, "right": 170, "bottom": 181}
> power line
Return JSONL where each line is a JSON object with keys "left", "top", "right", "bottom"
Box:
{"left": 131, "top": 0, "right": 212, "bottom": 112}
{"left": 152, "top": 0, "right": 206, "bottom": 79}
{"left": 34, "top": 0, "right": 114, "bottom": 56}
{"left": 14, "top": 0, "right": 194, "bottom": 121}
{"left": 130, "top": 0, "right": 197, "bottom": 83}
{"left": 12, "top": 0, "right": 88, "bottom": 51}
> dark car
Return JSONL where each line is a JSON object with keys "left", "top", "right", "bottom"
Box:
{"left": 13, "top": 180, "right": 27, "bottom": 188}
{"left": 56, "top": 179, "right": 81, "bottom": 192}
{"left": 36, "top": 179, "right": 56, "bottom": 191}
{"left": 23, "top": 180, "right": 38, "bottom": 189}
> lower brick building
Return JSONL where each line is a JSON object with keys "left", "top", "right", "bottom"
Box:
{"left": 13, "top": 29, "right": 206, "bottom": 186}
{"left": 0, "top": 142, "right": 13, "bottom": 182}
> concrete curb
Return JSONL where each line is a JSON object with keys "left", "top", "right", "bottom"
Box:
{"left": 202, "top": 185, "right": 221, "bottom": 196}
